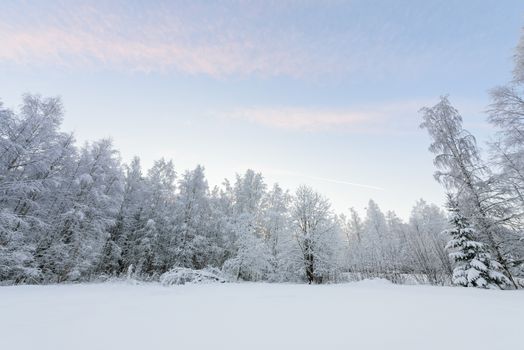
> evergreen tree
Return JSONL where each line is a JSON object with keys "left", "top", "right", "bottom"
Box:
{"left": 445, "top": 196, "right": 509, "bottom": 289}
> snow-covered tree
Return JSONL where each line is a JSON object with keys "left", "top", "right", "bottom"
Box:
{"left": 172, "top": 165, "right": 213, "bottom": 269}
{"left": 420, "top": 96, "right": 518, "bottom": 288}
{"left": 340, "top": 208, "right": 365, "bottom": 272}
{"left": 42, "top": 139, "right": 124, "bottom": 281}
{"left": 144, "top": 158, "right": 177, "bottom": 273}
{"left": 407, "top": 199, "right": 452, "bottom": 284}
{"left": 0, "top": 95, "right": 76, "bottom": 283}
{"left": 360, "top": 200, "right": 389, "bottom": 274}
{"left": 98, "top": 156, "right": 146, "bottom": 275}
{"left": 222, "top": 220, "right": 273, "bottom": 281}
{"left": 287, "top": 185, "right": 341, "bottom": 284}
{"left": 514, "top": 26, "right": 524, "bottom": 84}
{"left": 347, "top": 208, "right": 364, "bottom": 244}
{"left": 259, "top": 184, "right": 291, "bottom": 280}
{"left": 206, "top": 181, "right": 236, "bottom": 267}
{"left": 488, "top": 28, "right": 524, "bottom": 276}
{"left": 223, "top": 170, "right": 273, "bottom": 281}
{"left": 445, "top": 196, "right": 509, "bottom": 289}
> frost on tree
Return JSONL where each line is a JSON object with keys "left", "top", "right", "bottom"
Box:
{"left": 488, "top": 26, "right": 524, "bottom": 278}
{"left": 0, "top": 95, "right": 76, "bottom": 283}
{"left": 172, "top": 165, "right": 214, "bottom": 270}
{"left": 260, "top": 184, "right": 291, "bottom": 281}
{"left": 407, "top": 199, "right": 451, "bottom": 285}
{"left": 445, "top": 197, "right": 509, "bottom": 289}
{"left": 289, "top": 185, "right": 341, "bottom": 284}
{"left": 222, "top": 170, "right": 273, "bottom": 281}
{"left": 420, "top": 96, "right": 519, "bottom": 288}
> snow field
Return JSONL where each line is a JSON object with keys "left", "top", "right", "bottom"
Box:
{"left": 1, "top": 280, "right": 522, "bottom": 350}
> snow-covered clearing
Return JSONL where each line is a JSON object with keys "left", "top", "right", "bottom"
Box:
{"left": 1, "top": 280, "right": 522, "bottom": 350}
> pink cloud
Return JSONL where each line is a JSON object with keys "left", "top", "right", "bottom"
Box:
{"left": 230, "top": 101, "right": 430, "bottom": 133}
{"left": 0, "top": 1, "right": 470, "bottom": 79}
{"left": 0, "top": 1, "right": 430, "bottom": 79}
{"left": 232, "top": 107, "right": 377, "bottom": 131}
{"left": 0, "top": 26, "right": 292, "bottom": 76}
{"left": 0, "top": 4, "right": 324, "bottom": 77}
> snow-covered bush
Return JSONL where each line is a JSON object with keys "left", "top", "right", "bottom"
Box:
{"left": 160, "top": 267, "right": 229, "bottom": 285}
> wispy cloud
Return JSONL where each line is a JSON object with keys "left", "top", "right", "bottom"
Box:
{"left": 0, "top": 1, "right": 459, "bottom": 78}
{"left": 228, "top": 100, "right": 431, "bottom": 133}
{"left": 231, "top": 107, "right": 375, "bottom": 131}
{"left": 0, "top": 1, "right": 333, "bottom": 77}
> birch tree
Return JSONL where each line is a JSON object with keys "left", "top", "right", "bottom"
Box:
{"left": 421, "top": 96, "right": 519, "bottom": 288}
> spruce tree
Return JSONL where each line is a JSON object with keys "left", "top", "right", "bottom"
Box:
{"left": 445, "top": 196, "right": 509, "bottom": 289}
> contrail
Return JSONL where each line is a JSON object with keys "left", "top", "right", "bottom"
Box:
{"left": 303, "top": 174, "right": 385, "bottom": 191}
{"left": 269, "top": 169, "right": 384, "bottom": 191}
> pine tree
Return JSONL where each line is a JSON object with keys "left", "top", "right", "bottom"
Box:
{"left": 445, "top": 196, "right": 509, "bottom": 289}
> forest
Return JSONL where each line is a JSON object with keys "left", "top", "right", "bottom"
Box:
{"left": 1, "top": 30, "right": 524, "bottom": 291}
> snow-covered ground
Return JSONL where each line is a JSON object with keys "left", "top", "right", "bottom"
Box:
{"left": 1, "top": 280, "right": 522, "bottom": 350}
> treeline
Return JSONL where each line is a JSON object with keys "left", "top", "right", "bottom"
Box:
{"left": 3, "top": 91, "right": 518, "bottom": 287}
{"left": 0, "top": 95, "right": 455, "bottom": 285}
{"left": 0, "top": 94, "right": 522, "bottom": 287}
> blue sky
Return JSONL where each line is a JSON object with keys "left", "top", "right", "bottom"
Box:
{"left": 1, "top": 0, "right": 523, "bottom": 218}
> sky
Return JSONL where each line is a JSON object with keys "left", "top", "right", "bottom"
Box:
{"left": 1, "top": 0, "right": 523, "bottom": 219}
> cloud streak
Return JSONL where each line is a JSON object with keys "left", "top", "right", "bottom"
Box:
{"left": 0, "top": 2, "right": 333, "bottom": 77}
{"left": 229, "top": 100, "right": 431, "bottom": 133}
{"left": 262, "top": 168, "right": 385, "bottom": 191}
{"left": 0, "top": 1, "right": 459, "bottom": 78}
{"left": 231, "top": 107, "right": 376, "bottom": 131}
